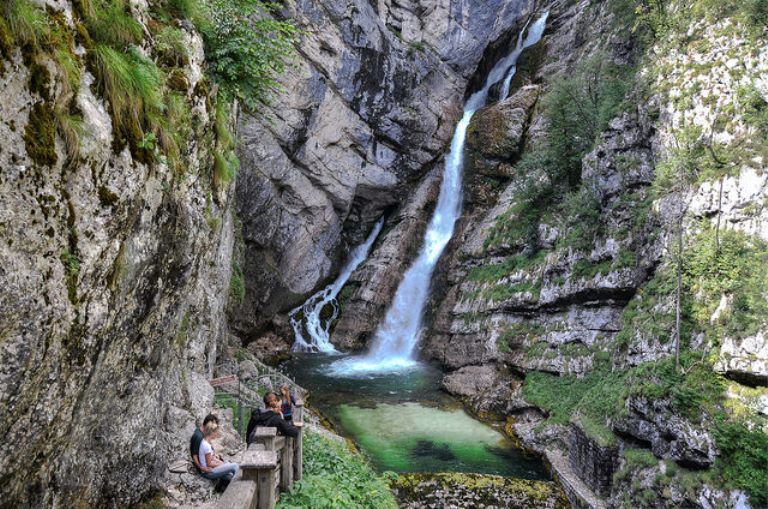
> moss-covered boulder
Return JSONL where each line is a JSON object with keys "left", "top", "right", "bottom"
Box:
{"left": 392, "top": 472, "right": 569, "bottom": 509}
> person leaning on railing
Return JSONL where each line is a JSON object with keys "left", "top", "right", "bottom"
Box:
{"left": 246, "top": 391, "right": 299, "bottom": 444}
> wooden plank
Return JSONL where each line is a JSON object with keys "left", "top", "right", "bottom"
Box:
{"left": 241, "top": 450, "right": 278, "bottom": 473}
{"left": 209, "top": 375, "right": 238, "bottom": 387}
{"left": 215, "top": 479, "right": 257, "bottom": 509}
{"left": 251, "top": 427, "right": 276, "bottom": 451}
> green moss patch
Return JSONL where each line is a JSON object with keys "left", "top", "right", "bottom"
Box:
{"left": 24, "top": 102, "right": 58, "bottom": 167}
{"left": 392, "top": 473, "right": 568, "bottom": 509}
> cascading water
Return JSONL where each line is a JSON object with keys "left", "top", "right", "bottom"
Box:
{"left": 290, "top": 218, "right": 384, "bottom": 353}
{"left": 334, "top": 12, "right": 549, "bottom": 374}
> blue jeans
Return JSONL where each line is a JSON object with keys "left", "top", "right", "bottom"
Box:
{"left": 202, "top": 462, "right": 238, "bottom": 481}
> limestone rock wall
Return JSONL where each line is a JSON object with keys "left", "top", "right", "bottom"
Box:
{"left": 229, "top": 0, "right": 539, "bottom": 347}
{"left": 0, "top": 2, "right": 233, "bottom": 506}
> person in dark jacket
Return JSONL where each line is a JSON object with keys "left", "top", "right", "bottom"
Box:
{"left": 246, "top": 392, "right": 299, "bottom": 444}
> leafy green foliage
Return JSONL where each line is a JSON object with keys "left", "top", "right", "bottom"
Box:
{"left": 466, "top": 251, "right": 545, "bottom": 283}
{"left": 91, "top": 44, "right": 167, "bottom": 156}
{"left": 686, "top": 227, "right": 768, "bottom": 340}
{"left": 627, "top": 353, "right": 726, "bottom": 419}
{"left": 277, "top": 432, "right": 397, "bottom": 509}
{"left": 713, "top": 415, "right": 768, "bottom": 506}
{"left": 193, "top": 0, "right": 298, "bottom": 110}
{"left": 486, "top": 53, "right": 634, "bottom": 253}
{"left": 154, "top": 26, "right": 189, "bottom": 67}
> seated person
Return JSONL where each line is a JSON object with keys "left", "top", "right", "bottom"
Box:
{"left": 246, "top": 391, "right": 299, "bottom": 444}
{"left": 280, "top": 385, "right": 297, "bottom": 422}
{"left": 198, "top": 421, "right": 239, "bottom": 482}
{"left": 190, "top": 414, "right": 219, "bottom": 473}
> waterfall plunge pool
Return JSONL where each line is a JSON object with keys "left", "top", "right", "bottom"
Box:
{"left": 282, "top": 354, "right": 547, "bottom": 479}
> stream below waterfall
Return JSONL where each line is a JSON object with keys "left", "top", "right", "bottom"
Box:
{"left": 282, "top": 354, "right": 547, "bottom": 479}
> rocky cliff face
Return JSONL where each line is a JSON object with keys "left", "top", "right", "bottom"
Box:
{"left": 229, "top": 0, "right": 540, "bottom": 350}
{"left": 0, "top": 1, "right": 233, "bottom": 506}
{"left": 413, "top": 1, "right": 768, "bottom": 508}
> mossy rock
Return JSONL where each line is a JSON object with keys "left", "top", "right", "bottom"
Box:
{"left": 29, "top": 60, "right": 52, "bottom": 100}
{"left": 0, "top": 17, "right": 13, "bottom": 61}
{"left": 24, "top": 102, "right": 58, "bottom": 167}
{"left": 508, "top": 39, "right": 547, "bottom": 94}
{"left": 392, "top": 472, "right": 569, "bottom": 509}
{"left": 167, "top": 68, "right": 189, "bottom": 92}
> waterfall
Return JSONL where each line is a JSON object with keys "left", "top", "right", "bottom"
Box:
{"left": 500, "top": 12, "right": 549, "bottom": 101}
{"left": 333, "top": 12, "right": 549, "bottom": 374}
{"left": 290, "top": 218, "right": 384, "bottom": 353}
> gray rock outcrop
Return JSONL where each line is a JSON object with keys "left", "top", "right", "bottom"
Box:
{"left": 0, "top": 3, "right": 233, "bottom": 506}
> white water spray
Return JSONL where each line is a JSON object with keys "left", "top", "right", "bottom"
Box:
{"left": 290, "top": 218, "right": 384, "bottom": 353}
{"left": 334, "top": 12, "right": 549, "bottom": 374}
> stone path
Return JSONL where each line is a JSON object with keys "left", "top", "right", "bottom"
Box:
{"left": 546, "top": 450, "right": 607, "bottom": 509}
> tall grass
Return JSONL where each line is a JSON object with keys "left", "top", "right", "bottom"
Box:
{"left": 85, "top": 0, "right": 142, "bottom": 48}
{"left": 1, "top": 0, "right": 50, "bottom": 48}
{"left": 92, "top": 44, "right": 165, "bottom": 146}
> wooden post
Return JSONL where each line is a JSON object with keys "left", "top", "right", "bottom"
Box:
{"left": 251, "top": 427, "right": 276, "bottom": 451}
{"left": 294, "top": 400, "right": 304, "bottom": 423}
{"left": 239, "top": 448, "right": 278, "bottom": 509}
{"left": 293, "top": 422, "right": 303, "bottom": 481}
{"left": 280, "top": 437, "right": 294, "bottom": 491}
{"left": 257, "top": 466, "right": 277, "bottom": 509}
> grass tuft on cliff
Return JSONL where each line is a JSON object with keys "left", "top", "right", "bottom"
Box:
{"left": 277, "top": 431, "right": 397, "bottom": 509}
{"left": 2, "top": 0, "right": 50, "bottom": 48}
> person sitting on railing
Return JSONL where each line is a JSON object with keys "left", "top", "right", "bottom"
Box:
{"left": 280, "top": 385, "right": 297, "bottom": 422}
{"left": 190, "top": 413, "right": 219, "bottom": 474}
{"left": 246, "top": 392, "right": 299, "bottom": 444}
{"left": 198, "top": 421, "right": 239, "bottom": 484}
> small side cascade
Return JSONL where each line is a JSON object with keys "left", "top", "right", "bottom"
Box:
{"left": 290, "top": 218, "right": 384, "bottom": 353}
{"left": 332, "top": 12, "right": 550, "bottom": 375}
{"left": 500, "top": 13, "right": 548, "bottom": 101}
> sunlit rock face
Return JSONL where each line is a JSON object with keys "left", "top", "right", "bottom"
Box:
{"left": 0, "top": 4, "right": 232, "bottom": 506}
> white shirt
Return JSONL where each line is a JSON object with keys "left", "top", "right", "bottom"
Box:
{"left": 199, "top": 439, "right": 213, "bottom": 469}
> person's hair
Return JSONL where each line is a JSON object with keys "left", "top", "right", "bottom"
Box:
{"left": 203, "top": 414, "right": 219, "bottom": 426}
{"left": 203, "top": 421, "right": 219, "bottom": 437}
{"left": 263, "top": 391, "right": 278, "bottom": 406}
{"left": 280, "top": 385, "right": 290, "bottom": 398}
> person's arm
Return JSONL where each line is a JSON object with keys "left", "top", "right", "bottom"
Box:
{"left": 277, "top": 418, "right": 299, "bottom": 438}
{"left": 206, "top": 450, "right": 223, "bottom": 468}
{"left": 192, "top": 454, "right": 211, "bottom": 473}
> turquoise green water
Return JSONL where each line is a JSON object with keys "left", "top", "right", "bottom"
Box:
{"left": 282, "top": 354, "right": 547, "bottom": 479}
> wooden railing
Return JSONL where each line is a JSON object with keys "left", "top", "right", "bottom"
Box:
{"left": 215, "top": 403, "right": 304, "bottom": 509}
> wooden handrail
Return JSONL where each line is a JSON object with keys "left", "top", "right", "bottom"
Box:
{"left": 217, "top": 422, "right": 304, "bottom": 509}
